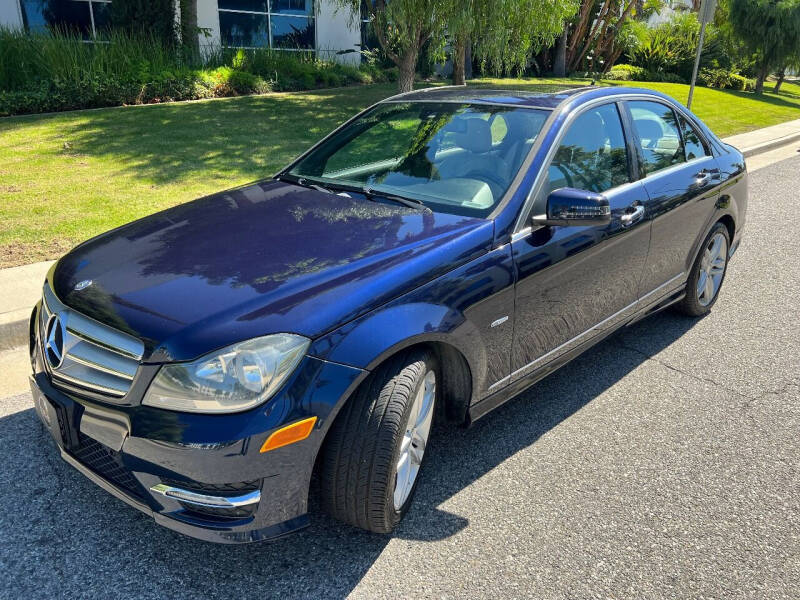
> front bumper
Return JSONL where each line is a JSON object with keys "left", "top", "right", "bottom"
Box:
{"left": 30, "top": 309, "right": 366, "bottom": 544}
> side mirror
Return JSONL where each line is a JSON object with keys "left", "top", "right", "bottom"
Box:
{"left": 532, "top": 187, "right": 611, "bottom": 227}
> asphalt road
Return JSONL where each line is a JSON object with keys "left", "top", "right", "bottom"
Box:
{"left": 1, "top": 156, "right": 798, "bottom": 600}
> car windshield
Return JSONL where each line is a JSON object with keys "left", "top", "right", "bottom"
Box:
{"left": 287, "top": 101, "right": 549, "bottom": 218}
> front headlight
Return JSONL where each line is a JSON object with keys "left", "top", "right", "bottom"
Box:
{"left": 142, "top": 334, "right": 310, "bottom": 414}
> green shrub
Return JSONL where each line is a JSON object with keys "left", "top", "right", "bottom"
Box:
{"left": 602, "top": 64, "right": 685, "bottom": 84}
{"left": 697, "top": 68, "right": 755, "bottom": 91}
{"left": 0, "top": 28, "right": 393, "bottom": 116}
{"left": 228, "top": 69, "right": 271, "bottom": 94}
{"left": 605, "top": 64, "right": 647, "bottom": 81}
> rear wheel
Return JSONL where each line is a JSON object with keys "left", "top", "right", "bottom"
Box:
{"left": 676, "top": 223, "right": 730, "bottom": 317}
{"left": 320, "top": 349, "right": 437, "bottom": 533}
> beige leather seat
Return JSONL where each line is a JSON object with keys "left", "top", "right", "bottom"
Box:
{"left": 436, "top": 118, "right": 511, "bottom": 198}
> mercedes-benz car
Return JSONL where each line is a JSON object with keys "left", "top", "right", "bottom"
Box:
{"left": 29, "top": 86, "right": 746, "bottom": 543}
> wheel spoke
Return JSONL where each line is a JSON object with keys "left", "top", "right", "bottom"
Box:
{"left": 410, "top": 441, "right": 425, "bottom": 466}
{"left": 710, "top": 236, "right": 723, "bottom": 261}
{"left": 704, "top": 273, "right": 714, "bottom": 300}
{"left": 393, "top": 451, "right": 411, "bottom": 509}
{"left": 393, "top": 369, "right": 436, "bottom": 510}
{"left": 697, "top": 233, "right": 728, "bottom": 306}
{"left": 697, "top": 271, "right": 708, "bottom": 298}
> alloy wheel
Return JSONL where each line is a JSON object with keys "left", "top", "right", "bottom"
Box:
{"left": 697, "top": 232, "right": 728, "bottom": 306}
{"left": 393, "top": 369, "right": 436, "bottom": 510}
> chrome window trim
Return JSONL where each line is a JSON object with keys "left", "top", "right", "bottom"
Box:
{"left": 512, "top": 92, "right": 718, "bottom": 235}
{"left": 381, "top": 99, "right": 557, "bottom": 110}
{"left": 633, "top": 154, "right": 710, "bottom": 181}
{"left": 625, "top": 99, "right": 712, "bottom": 177}
{"left": 512, "top": 95, "right": 633, "bottom": 234}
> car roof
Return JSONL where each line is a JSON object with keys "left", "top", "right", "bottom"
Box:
{"left": 382, "top": 85, "right": 595, "bottom": 109}
{"left": 381, "top": 85, "right": 684, "bottom": 111}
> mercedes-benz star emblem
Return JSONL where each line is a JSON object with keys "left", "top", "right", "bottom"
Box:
{"left": 44, "top": 314, "right": 65, "bottom": 370}
{"left": 74, "top": 279, "right": 92, "bottom": 291}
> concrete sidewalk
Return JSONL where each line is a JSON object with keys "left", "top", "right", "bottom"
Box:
{"left": 1, "top": 118, "right": 800, "bottom": 353}
{"left": 0, "top": 260, "right": 54, "bottom": 351}
{"left": 725, "top": 118, "right": 800, "bottom": 157}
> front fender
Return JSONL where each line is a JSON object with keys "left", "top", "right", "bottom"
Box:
{"left": 308, "top": 246, "right": 516, "bottom": 406}
{"left": 309, "top": 302, "right": 486, "bottom": 397}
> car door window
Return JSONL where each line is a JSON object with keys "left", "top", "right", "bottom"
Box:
{"left": 679, "top": 115, "right": 709, "bottom": 160}
{"left": 544, "top": 103, "right": 630, "bottom": 196}
{"left": 628, "top": 100, "right": 685, "bottom": 175}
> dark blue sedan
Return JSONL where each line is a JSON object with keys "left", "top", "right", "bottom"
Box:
{"left": 28, "top": 85, "right": 747, "bottom": 542}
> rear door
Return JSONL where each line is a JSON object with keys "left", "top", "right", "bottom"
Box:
{"left": 507, "top": 101, "right": 651, "bottom": 385}
{"left": 624, "top": 100, "right": 721, "bottom": 296}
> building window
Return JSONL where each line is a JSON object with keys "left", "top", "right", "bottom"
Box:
{"left": 20, "top": 0, "right": 112, "bottom": 40}
{"left": 218, "top": 0, "right": 315, "bottom": 50}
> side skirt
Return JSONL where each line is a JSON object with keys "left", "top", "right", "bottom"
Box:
{"left": 467, "top": 283, "right": 686, "bottom": 425}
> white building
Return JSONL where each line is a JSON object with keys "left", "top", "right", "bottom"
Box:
{"left": 647, "top": 0, "right": 696, "bottom": 26}
{"left": 0, "top": 0, "right": 362, "bottom": 64}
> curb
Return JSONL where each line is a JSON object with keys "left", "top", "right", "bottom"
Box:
{"left": 2, "top": 127, "right": 800, "bottom": 357}
{"left": 1, "top": 309, "right": 30, "bottom": 353}
{"left": 738, "top": 131, "right": 800, "bottom": 158}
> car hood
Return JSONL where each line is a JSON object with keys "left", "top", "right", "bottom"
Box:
{"left": 50, "top": 180, "right": 493, "bottom": 362}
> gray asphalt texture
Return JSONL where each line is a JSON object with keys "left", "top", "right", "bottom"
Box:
{"left": 1, "top": 156, "right": 798, "bottom": 600}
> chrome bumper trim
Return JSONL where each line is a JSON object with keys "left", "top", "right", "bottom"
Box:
{"left": 150, "top": 484, "right": 261, "bottom": 508}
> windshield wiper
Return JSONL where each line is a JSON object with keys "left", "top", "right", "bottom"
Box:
{"left": 276, "top": 173, "right": 334, "bottom": 194}
{"left": 277, "top": 174, "right": 428, "bottom": 211}
{"left": 363, "top": 186, "right": 428, "bottom": 211}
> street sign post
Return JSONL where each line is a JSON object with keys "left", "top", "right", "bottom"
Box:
{"left": 687, "top": 0, "right": 718, "bottom": 110}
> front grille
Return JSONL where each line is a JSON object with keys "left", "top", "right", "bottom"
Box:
{"left": 40, "top": 283, "right": 143, "bottom": 400}
{"left": 71, "top": 433, "right": 144, "bottom": 500}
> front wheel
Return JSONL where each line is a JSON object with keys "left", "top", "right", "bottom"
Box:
{"left": 676, "top": 223, "right": 730, "bottom": 317}
{"left": 320, "top": 349, "right": 437, "bottom": 533}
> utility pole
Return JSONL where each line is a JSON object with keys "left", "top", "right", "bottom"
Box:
{"left": 687, "top": 0, "right": 717, "bottom": 110}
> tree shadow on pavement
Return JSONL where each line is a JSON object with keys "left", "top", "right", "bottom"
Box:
{"left": 0, "top": 311, "right": 698, "bottom": 599}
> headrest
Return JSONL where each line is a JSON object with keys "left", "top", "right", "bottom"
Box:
{"left": 634, "top": 118, "right": 664, "bottom": 146}
{"left": 502, "top": 112, "right": 538, "bottom": 140}
{"left": 449, "top": 118, "right": 493, "bottom": 154}
{"left": 561, "top": 111, "right": 607, "bottom": 152}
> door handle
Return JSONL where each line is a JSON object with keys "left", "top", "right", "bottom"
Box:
{"left": 621, "top": 204, "right": 645, "bottom": 227}
{"left": 694, "top": 170, "right": 712, "bottom": 187}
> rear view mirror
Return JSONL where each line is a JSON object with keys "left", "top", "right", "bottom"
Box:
{"left": 532, "top": 187, "right": 611, "bottom": 227}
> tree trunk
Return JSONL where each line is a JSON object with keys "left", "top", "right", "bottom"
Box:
{"left": 180, "top": 0, "right": 199, "bottom": 62}
{"left": 554, "top": 30, "right": 567, "bottom": 77}
{"left": 774, "top": 68, "right": 785, "bottom": 93}
{"left": 465, "top": 39, "right": 473, "bottom": 80}
{"left": 755, "top": 62, "right": 769, "bottom": 94}
{"left": 397, "top": 48, "right": 418, "bottom": 93}
{"left": 452, "top": 34, "right": 467, "bottom": 86}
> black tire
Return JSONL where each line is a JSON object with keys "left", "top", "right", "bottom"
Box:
{"left": 320, "top": 349, "right": 437, "bottom": 533}
{"left": 676, "top": 222, "right": 730, "bottom": 317}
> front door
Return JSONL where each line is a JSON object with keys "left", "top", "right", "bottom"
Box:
{"left": 509, "top": 101, "right": 651, "bottom": 382}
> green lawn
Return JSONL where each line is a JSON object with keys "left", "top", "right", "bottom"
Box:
{"left": 2, "top": 77, "right": 799, "bottom": 267}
